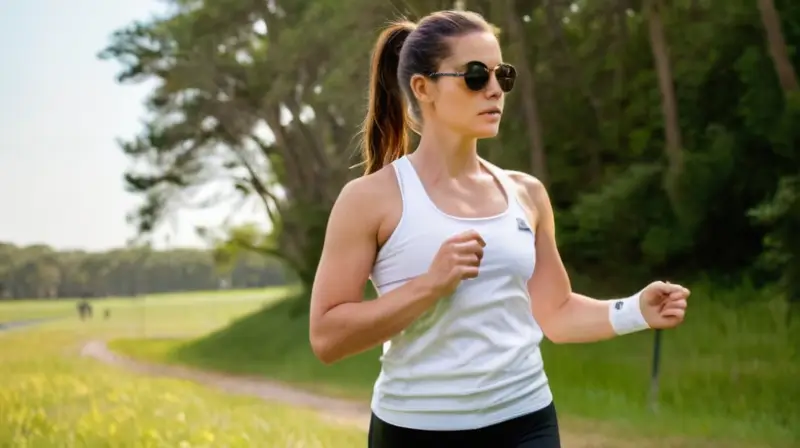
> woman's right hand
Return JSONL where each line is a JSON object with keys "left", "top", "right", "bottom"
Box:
{"left": 422, "top": 230, "right": 486, "bottom": 298}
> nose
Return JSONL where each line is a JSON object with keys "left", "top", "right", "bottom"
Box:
{"left": 484, "top": 73, "right": 503, "bottom": 100}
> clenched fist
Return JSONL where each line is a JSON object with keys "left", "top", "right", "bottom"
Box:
{"left": 422, "top": 230, "right": 486, "bottom": 298}
{"left": 639, "top": 281, "right": 690, "bottom": 329}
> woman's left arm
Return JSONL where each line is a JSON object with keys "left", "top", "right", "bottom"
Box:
{"left": 508, "top": 171, "right": 690, "bottom": 344}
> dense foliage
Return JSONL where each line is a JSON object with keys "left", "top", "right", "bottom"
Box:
{"left": 99, "top": 0, "right": 799, "bottom": 304}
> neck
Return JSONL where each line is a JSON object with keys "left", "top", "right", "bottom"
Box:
{"left": 412, "top": 126, "right": 480, "bottom": 177}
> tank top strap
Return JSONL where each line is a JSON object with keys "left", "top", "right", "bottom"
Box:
{"left": 391, "top": 156, "right": 430, "bottom": 207}
{"left": 478, "top": 159, "right": 527, "bottom": 216}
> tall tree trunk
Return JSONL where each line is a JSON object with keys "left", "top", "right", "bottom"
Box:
{"left": 544, "top": 0, "right": 603, "bottom": 184}
{"left": 645, "top": 0, "right": 684, "bottom": 207}
{"left": 756, "top": 0, "right": 800, "bottom": 318}
{"left": 613, "top": 0, "right": 629, "bottom": 151}
{"left": 757, "top": 0, "right": 799, "bottom": 93}
{"left": 504, "top": 0, "right": 549, "bottom": 184}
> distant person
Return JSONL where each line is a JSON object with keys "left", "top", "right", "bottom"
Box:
{"left": 309, "top": 10, "right": 691, "bottom": 448}
{"left": 76, "top": 299, "right": 93, "bottom": 321}
{"left": 77, "top": 300, "right": 87, "bottom": 320}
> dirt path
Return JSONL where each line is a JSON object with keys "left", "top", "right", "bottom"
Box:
{"left": 81, "top": 340, "right": 636, "bottom": 447}
{"left": 80, "top": 340, "right": 371, "bottom": 430}
{"left": 0, "top": 317, "right": 61, "bottom": 332}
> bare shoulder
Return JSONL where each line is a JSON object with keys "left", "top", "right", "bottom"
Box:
{"left": 331, "top": 165, "right": 401, "bottom": 236}
{"left": 337, "top": 167, "right": 394, "bottom": 205}
{"left": 502, "top": 169, "right": 555, "bottom": 233}
{"left": 504, "top": 170, "right": 549, "bottom": 208}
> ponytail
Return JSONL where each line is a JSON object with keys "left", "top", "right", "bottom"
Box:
{"left": 361, "top": 21, "right": 415, "bottom": 175}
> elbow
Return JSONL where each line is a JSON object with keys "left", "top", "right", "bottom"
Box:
{"left": 541, "top": 325, "right": 567, "bottom": 344}
{"left": 309, "top": 329, "right": 339, "bottom": 365}
{"left": 309, "top": 309, "right": 336, "bottom": 364}
{"left": 535, "top": 291, "right": 573, "bottom": 344}
{"left": 310, "top": 306, "right": 351, "bottom": 365}
{"left": 544, "top": 330, "right": 569, "bottom": 344}
{"left": 539, "top": 319, "right": 571, "bottom": 344}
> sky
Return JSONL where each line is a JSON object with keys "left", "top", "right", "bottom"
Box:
{"left": 0, "top": 0, "right": 263, "bottom": 251}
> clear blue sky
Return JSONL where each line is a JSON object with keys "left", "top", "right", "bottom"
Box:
{"left": 0, "top": 0, "right": 262, "bottom": 251}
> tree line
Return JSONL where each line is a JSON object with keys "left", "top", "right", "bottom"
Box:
{"left": 0, "top": 241, "right": 289, "bottom": 300}
{"left": 99, "top": 0, "right": 799, "bottom": 306}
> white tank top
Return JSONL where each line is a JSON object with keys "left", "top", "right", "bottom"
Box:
{"left": 369, "top": 156, "right": 553, "bottom": 431}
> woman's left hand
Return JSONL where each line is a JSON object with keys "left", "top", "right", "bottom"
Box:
{"left": 639, "top": 281, "right": 690, "bottom": 330}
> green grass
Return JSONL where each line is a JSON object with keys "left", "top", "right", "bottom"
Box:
{"left": 0, "top": 301, "right": 74, "bottom": 324}
{"left": 112, "top": 282, "right": 800, "bottom": 448}
{"left": 0, "top": 288, "right": 365, "bottom": 447}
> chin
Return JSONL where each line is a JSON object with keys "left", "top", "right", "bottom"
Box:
{"left": 472, "top": 125, "right": 501, "bottom": 139}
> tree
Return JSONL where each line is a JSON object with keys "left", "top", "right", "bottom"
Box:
{"left": 98, "top": 0, "right": 800, "bottom": 308}
{"left": 645, "top": 0, "right": 684, "bottom": 213}
{"left": 750, "top": 0, "right": 800, "bottom": 308}
{"left": 758, "top": 0, "right": 798, "bottom": 92}
{"left": 100, "top": 0, "right": 398, "bottom": 293}
{"left": 503, "top": 0, "right": 549, "bottom": 184}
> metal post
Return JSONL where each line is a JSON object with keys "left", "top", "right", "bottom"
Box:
{"left": 648, "top": 329, "right": 663, "bottom": 412}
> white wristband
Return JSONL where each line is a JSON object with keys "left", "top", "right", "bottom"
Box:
{"left": 608, "top": 292, "right": 650, "bottom": 335}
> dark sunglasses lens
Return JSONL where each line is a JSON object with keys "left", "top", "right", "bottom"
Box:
{"left": 463, "top": 63, "right": 489, "bottom": 91}
{"left": 496, "top": 64, "right": 517, "bottom": 92}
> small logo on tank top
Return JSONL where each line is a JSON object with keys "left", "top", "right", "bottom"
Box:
{"left": 516, "top": 217, "right": 531, "bottom": 232}
{"left": 614, "top": 301, "right": 624, "bottom": 310}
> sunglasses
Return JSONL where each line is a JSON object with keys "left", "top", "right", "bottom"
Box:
{"left": 428, "top": 61, "right": 517, "bottom": 93}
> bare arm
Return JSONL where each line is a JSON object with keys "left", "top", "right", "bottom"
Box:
{"left": 309, "top": 176, "right": 440, "bottom": 364}
{"left": 510, "top": 172, "right": 626, "bottom": 344}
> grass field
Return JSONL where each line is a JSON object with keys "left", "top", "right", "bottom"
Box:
{"left": 0, "top": 288, "right": 364, "bottom": 447}
{"left": 111, "top": 282, "right": 800, "bottom": 448}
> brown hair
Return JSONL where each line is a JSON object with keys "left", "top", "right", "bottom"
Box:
{"left": 360, "top": 10, "right": 493, "bottom": 175}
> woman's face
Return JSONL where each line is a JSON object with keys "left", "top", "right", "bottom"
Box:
{"left": 414, "top": 31, "right": 508, "bottom": 139}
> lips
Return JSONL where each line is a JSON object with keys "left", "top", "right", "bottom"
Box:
{"left": 479, "top": 107, "right": 502, "bottom": 115}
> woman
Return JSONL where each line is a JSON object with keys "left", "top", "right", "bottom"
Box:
{"left": 309, "top": 10, "right": 690, "bottom": 448}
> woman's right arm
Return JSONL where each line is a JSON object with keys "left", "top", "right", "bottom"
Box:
{"left": 309, "top": 176, "right": 440, "bottom": 364}
{"left": 310, "top": 174, "right": 486, "bottom": 364}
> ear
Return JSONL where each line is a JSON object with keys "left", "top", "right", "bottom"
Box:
{"left": 410, "top": 74, "right": 436, "bottom": 104}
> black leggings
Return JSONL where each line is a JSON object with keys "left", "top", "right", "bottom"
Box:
{"left": 368, "top": 401, "right": 561, "bottom": 448}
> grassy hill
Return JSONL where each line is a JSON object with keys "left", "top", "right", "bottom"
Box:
{"left": 112, "top": 282, "right": 800, "bottom": 447}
